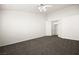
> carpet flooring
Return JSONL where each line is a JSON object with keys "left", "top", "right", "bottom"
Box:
{"left": 0, "top": 35, "right": 79, "bottom": 55}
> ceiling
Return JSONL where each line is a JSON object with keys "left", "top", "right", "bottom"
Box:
{"left": 46, "top": 4, "right": 71, "bottom": 14}
{"left": 1, "top": 4, "right": 71, "bottom": 14}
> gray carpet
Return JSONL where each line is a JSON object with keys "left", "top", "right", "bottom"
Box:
{"left": 0, "top": 35, "right": 79, "bottom": 55}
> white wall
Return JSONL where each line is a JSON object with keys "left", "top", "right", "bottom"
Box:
{"left": 0, "top": 10, "right": 46, "bottom": 46}
{"left": 60, "top": 15, "right": 79, "bottom": 40}
{"left": 0, "top": 12, "right": 1, "bottom": 41}
{"left": 48, "top": 5, "right": 79, "bottom": 40}
{"left": 0, "top": 8, "right": 3, "bottom": 43}
{"left": 46, "top": 21, "right": 52, "bottom": 36}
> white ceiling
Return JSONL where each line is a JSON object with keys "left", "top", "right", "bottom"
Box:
{"left": 2, "top": 4, "right": 39, "bottom": 13}
{"left": 2, "top": 4, "right": 71, "bottom": 14}
{"left": 46, "top": 4, "right": 71, "bottom": 14}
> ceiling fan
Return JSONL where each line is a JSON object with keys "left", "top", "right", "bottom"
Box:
{"left": 38, "top": 4, "right": 52, "bottom": 12}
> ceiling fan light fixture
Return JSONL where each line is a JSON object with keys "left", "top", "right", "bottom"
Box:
{"left": 38, "top": 4, "right": 52, "bottom": 12}
{"left": 38, "top": 4, "right": 46, "bottom": 12}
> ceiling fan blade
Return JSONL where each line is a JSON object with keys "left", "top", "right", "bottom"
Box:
{"left": 44, "top": 5, "right": 52, "bottom": 7}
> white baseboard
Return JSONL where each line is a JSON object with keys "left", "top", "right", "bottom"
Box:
{"left": 58, "top": 35, "right": 79, "bottom": 41}
{"left": 0, "top": 34, "right": 45, "bottom": 47}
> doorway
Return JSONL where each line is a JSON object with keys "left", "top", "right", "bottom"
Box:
{"left": 53, "top": 24, "right": 58, "bottom": 35}
{"left": 51, "top": 20, "right": 59, "bottom": 36}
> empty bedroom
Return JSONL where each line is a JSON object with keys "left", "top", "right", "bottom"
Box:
{"left": 0, "top": 4, "right": 79, "bottom": 55}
